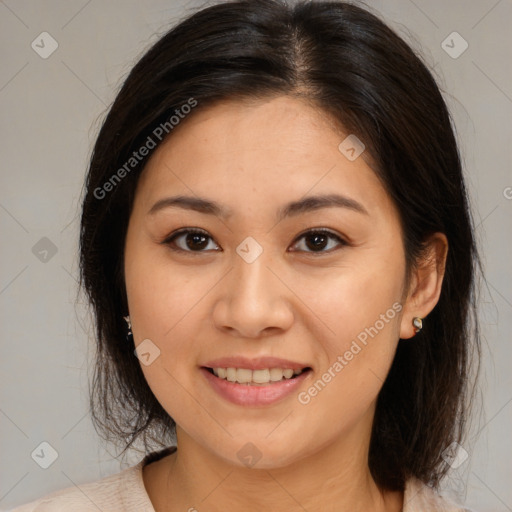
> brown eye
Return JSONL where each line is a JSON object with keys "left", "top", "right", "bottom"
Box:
{"left": 163, "top": 229, "right": 220, "bottom": 252}
{"left": 291, "top": 229, "right": 347, "bottom": 254}
{"left": 162, "top": 228, "right": 347, "bottom": 255}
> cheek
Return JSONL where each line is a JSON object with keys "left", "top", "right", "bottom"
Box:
{"left": 295, "top": 250, "right": 404, "bottom": 353}
{"left": 124, "top": 250, "right": 205, "bottom": 424}
{"left": 125, "top": 242, "right": 208, "bottom": 340}
{"left": 124, "top": 241, "right": 207, "bottom": 388}
{"left": 293, "top": 249, "right": 403, "bottom": 407}
{"left": 297, "top": 294, "right": 401, "bottom": 442}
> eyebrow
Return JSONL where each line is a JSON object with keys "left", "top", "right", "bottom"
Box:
{"left": 148, "top": 193, "right": 369, "bottom": 220}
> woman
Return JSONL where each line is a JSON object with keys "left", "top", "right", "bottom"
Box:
{"left": 13, "top": 0, "right": 482, "bottom": 510}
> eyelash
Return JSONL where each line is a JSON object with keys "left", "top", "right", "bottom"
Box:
{"left": 161, "top": 228, "right": 348, "bottom": 255}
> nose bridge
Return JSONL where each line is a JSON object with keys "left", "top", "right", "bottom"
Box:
{"left": 213, "top": 236, "right": 293, "bottom": 336}
{"left": 232, "top": 237, "right": 278, "bottom": 305}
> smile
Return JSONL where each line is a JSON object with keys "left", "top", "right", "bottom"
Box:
{"left": 207, "top": 367, "right": 306, "bottom": 385}
{"left": 201, "top": 365, "right": 312, "bottom": 406}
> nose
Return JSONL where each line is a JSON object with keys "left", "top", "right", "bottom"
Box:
{"left": 212, "top": 249, "right": 294, "bottom": 339}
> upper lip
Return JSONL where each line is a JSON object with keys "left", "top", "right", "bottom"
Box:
{"left": 202, "top": 356, "right": 311, "bottom": 371}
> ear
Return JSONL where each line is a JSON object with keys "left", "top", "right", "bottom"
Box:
{"left": 400, "top": 232, "right": 449, "bottom": 339}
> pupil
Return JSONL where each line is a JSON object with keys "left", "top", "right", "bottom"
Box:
{"left": 188, "top": 233, "right": 208, "bottom": 250}
{"left": 307, "top": 233, "right": 327, "bottom": 251}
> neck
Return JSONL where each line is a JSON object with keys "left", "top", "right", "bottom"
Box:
{"left": 149, "top": 421, "right": 403, "bottom": 512}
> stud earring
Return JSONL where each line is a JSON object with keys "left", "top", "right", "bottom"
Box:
{"left": 124, "top": 315, "right": 133, "bottom": 343}
{"left": 412, "top": 317, "right": 423, "bottom": 335}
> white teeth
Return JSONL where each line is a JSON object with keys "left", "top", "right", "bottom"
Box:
{"left": 269, "top": 368, "right": 284, "bottom": 381}
{"left": 283, "top": 369, "right": 294, "bottom": 379}
{"left": 252, "top": 369, "right": 270, "bottom": 383}
{"left": 236, "top": 368, "right": 252, "bottom": 383}
{"left": 211, "top": 367, "right": 304, "bottom": 385}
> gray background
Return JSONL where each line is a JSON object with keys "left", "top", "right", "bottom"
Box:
{"left": 1, "top": 0, "right": 511, "bottom": 510}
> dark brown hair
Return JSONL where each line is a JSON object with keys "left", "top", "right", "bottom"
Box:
{"left": 79, "top": 0, "right": 482, "bottom": 491}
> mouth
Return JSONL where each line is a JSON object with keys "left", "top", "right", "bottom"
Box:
{"left": 202, "top": 366, "right": 312, "bottom": 386}
{"left": 200, "top": 362, "right": 313, "bottom": 406}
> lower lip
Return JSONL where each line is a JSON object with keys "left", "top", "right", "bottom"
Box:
{"left": 201, "top": 367, "right": 311, "bottom": 406}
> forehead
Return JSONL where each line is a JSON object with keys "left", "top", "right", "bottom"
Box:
{"left": 135, "top": 95, "right": 392, "bottom": 220}
{"left": 151, "top": 95, "right": 349, "bottom": 161}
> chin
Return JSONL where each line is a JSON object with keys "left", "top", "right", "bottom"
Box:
{"left": 212, "top": 437, "right": 312, "bottom": 471}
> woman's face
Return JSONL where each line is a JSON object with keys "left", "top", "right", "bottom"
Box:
{"left": 124, "top": 95, "right": 410, "bottom": 468}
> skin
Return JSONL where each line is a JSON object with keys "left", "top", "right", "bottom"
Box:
{"left": 123, "top": 95, "right": 448, "bottom": 512}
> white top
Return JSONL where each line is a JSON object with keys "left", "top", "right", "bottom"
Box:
{"left": 9, "top": 447, "right": 472, "bottom": 511}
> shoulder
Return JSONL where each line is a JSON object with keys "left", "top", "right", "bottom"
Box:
{"left": 403, "top": 477, "right": 476, "bottom": 512}
{"left": 7, "top": 461, "right": 153, "bottom": 512}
